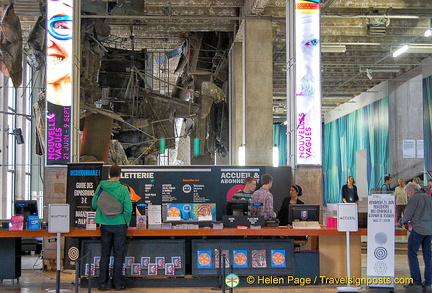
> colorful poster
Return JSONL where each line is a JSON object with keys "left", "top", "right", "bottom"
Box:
{"left": 233, "top": 250, "right": 248, "bottom": 268}
{"left": 190, "top": 204, "right": 216, "bottom": 220}
{"left": 197, "top": 250, "right": 212, "bottom": 269}
{"left": 46, "top": 0, "right": 73, "bottom": 165}
{"left": 295, "top": 0, "right": 322, "bottom": 165}
{"left": 271, "top": 250, "right": 286, "bottom": 268}
{"left": 251, "top": 250, "right": 267, "bottom": 268}
{"left": 66, "top": 163, "right": 103, "bottom": 227}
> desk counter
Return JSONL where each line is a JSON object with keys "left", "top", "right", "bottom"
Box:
{"left": 0, "top": 227, "right": 408, "bottom": 238}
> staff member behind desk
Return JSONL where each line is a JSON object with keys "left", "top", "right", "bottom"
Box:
{"left": 92, "top": 165, "right": 132, "bottom": 291}
{"left": 341, "top": 176, "right": 359, "bottom": 203}
{"left": 250, "top": 174, "right": 276, "bottom": 220}
{"left": 232, "top": 176, "right": 257, "bottom": 202}
{"left": 277, "top": 185, "right": 304, "bottom": 226}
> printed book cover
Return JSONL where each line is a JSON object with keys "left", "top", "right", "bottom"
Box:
{"left": 171, "top": 256, "right": 182, "bottom": 268}
{"left": 197, "top": 250, "right": 212, "bottom": 269}
{"left": 271, "top": 250, "right": 286, "bottom": 268}
{"left": 136, "top": 215, "right": 147, "bottom": 229}
{"left": 251, "top": 250, "right": 267, "bottom": 268}
{"left": 125, "top": 257, "right": 135, "bottom": 268}
{"left": 214, "top": 249, "right": 230, "bottom": 268}
{"left": 131, "top": 263, "right": 141, "bottom": 276}
{"left": 140, "top": 257, "right": 150, "bottom": 268}
{"left": 165, "top": 263, "right": 175, "bottom": 275}
{"left": 86, "top": 211, "right": 96, "bottom": 230}
{"left": 9, "top": 215, "right": 24, "bottom": 231}
{"left": 148, "top": 263, "right": 158, "bottom": 276}
{"left": 233, "top": 250, "right": 248, "bottom": 268}
{"left": 93, "top": 256, "right": 101, "bottom": 268}
{"left": 155, "top": 257, "right": 165, "bottom": 269}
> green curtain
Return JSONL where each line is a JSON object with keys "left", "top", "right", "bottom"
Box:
{"left": 323, "top": 97, "right": 389, "bottom": 205}
{"left": 273, "top": 124, "right": 287, "bottom": 165}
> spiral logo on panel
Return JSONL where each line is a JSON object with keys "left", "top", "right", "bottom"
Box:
{"left": 374, "top": 261, "right": 387, "bottom": 274}
{"left": 68, "top": 246, "right": 79, "bottom": 260}
{"left": 374, "top": 247, "right": 388, "bottom": 260}
{"left": 374, "top": 232, "right": 387, "bottom": 245}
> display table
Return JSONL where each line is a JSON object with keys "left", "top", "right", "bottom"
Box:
{"left": 0, "top": 227, "right": 407, "bottom": 281}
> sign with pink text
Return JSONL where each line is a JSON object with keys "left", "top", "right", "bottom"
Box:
{"left": 46, "top": 0, "right": 73, "bottom": 165}
{"left": 295, "top": 0, "right": 322, "bottom": 165}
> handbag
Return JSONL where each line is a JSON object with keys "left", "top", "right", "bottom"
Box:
{"left": 97, "top": 189, "right": 124, "bottom": 219}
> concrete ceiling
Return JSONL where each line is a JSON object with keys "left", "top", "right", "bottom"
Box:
{"left": 14, "top": 0, "right": 432, "bottom": 123}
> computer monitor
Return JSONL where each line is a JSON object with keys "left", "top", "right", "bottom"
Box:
{"left": 226, "top": 199, "right": 249, "bottom": 216}
{"left": 288, "top": 204, "right": 320, "bottom": 225}
{"left": 14, "top": 200, "right": 38, "bottom": 223}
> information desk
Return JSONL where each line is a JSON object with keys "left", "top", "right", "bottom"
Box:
{"left": 0, "top": 227, "right": 407, "bottom": 281}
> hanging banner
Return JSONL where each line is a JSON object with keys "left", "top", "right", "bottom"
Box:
{"left": 367, "top": 194, "right": 395, "bottom": 288}
{"left": 295, "top": 0, "right": 322, "bottom": 165}
{"left": 46, "top": 0, "right": 73, "bottom": 165}
{"left": 66, "top": 163, "right": 103, "bottom": 227}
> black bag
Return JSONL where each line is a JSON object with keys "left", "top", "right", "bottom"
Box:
{"left": 97, "top": 189, "right": 124, "bottom": 219}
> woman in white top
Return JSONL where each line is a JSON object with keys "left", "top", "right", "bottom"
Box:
{"left": 394, "top": 178, "right": 407, "bottom": 222}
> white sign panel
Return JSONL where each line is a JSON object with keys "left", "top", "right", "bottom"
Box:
{"left": 402, "top": 139, "right": 415, "bottom": 158}
{"left": 417, "top": 140, "right": 424, "bottom": 159}
{"left": 337, "top": 203, "right": 358, "bottom": 232}
{"left": 48, "top": 204, "right": 70, "bottom": 233}
{"left": 367, "top": 194, "right": 395, "bottom": 286}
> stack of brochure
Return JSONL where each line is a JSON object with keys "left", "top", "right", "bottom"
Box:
{"left": 292, "top": 221, "right": 321, "bottom": 229}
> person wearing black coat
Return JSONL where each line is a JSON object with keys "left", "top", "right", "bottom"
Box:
{"left": 277, "top": 184, "right": 304, "bottom": 226}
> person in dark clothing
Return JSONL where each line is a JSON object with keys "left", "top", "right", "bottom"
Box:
{"left": 341, "top": 176, "right": 359, "bottom": 203}
{"left": 277, "top": 185, "right": 304, "bottom": 226}
{"left": 92, "top": 165, "right": 132, "bottom": 291}
{"left": 397, "top": 182, "right": 432, "bottom": 288}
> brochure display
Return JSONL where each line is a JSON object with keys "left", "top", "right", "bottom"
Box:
{"left": 80, "top": 239, "right": 186, "bottom": 277}
{"left": 191, "top": 239, "right": 294, "bottom": 276}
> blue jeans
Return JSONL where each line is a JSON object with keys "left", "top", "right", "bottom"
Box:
{"left": 408, "top": 229, "right": 432, "bottom": 286}
{"left": 99, "top": 224, "right": 128, "bottom": 289}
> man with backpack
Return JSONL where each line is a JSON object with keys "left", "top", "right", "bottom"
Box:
{"left": 92, "top": 165, "right": 132, "bottom": 291}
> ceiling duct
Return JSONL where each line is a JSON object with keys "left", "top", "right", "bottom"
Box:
{"left": 367, "top": 23, "right": 387, "bottom": 36}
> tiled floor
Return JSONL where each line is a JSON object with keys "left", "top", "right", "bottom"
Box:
{"left": 1, "top": 236, "right": 431, "bottom": 293}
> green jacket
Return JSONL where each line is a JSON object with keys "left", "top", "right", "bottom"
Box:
{"left": 92, "top": 180, "right": 132, "bottom": 226}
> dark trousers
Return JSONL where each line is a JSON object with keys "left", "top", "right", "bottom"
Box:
{"left": 408, "top": 229, "right": 432, "bottom": 286}
{"left": 99, "top": 224, "right": 128, "bottom": 289}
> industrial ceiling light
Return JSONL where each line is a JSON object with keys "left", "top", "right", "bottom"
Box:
{"left": 321, "top": 44, "right": 346, "bottom": 53}
{"left": 426, "top": 19, "right": 432, "bottom": 37}
{"left": 238, "top": 144, "right": 246, "bottom": 166}
{"left": 392, "top": 44, "right": 409, "bottom": 57}
{"left": 366, "top": 68, "right": 373, "bottom": 80}
{"left": 390, "top": 45, "right": 432, "bottom": 54}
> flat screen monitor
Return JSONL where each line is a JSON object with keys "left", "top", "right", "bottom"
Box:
{"left": 288, "top": 204, "right": 320, "bottom": 225}
{"left": 226, "top": 199, "right": 249, "bottom": 216}
{"left": 14, "top": 200, "right": 38, "bottom": 223}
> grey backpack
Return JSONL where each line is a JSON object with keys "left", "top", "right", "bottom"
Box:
{"left": 97, "top": 189, "right": 123, "bottom": 219}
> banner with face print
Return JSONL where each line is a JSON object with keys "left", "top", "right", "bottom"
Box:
{"left": 295, "top": 0, "right": 322, "bottom": 165}
{"left": 46, "top": 0, "right": 73, "bottom": 165}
